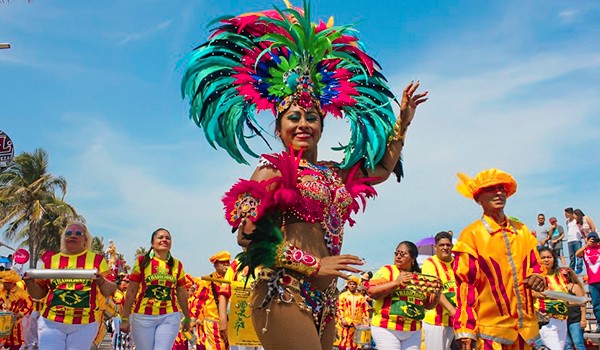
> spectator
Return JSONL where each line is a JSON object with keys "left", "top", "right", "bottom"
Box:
{"left": 548, "top": 217, "right": 566, "bottom": 266}
{"left": 576, "top": 231, "right": 600, "bottom": 332}
{"left": 534, "top": 213, "right": 551, "bottom": 249}
{"left": 574, "top": 209, "right": 597, "bottom": 239}
{"left": 565, "top": 208, "right": 583, "bottom": 274}
{"left": 561, "top": 267, "right": 587, "bottom": 350}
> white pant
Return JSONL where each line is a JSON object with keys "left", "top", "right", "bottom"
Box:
{"left": 422, "top": 322, "right": 454, "bottom": 350}
{"left": 539, "top": 318, "right": 567, "bottom": 350}
{"left": 370, "top": 326, "right": 421, "bottom": 350}
{"left": 131, "top": 312, "right": 181, "bottom": 350}
{"left": 30, "top": 311, "right": 40, "bottom": 345}
{"left": 38, "top": 317, "right": 98, "bottom": 350}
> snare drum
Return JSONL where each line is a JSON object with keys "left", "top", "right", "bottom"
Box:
{"left": 0, "top": 311, "right": 15, "bottom": 339}
{"left": 104, "top": 299, "right": 118, "bottom": 320}
{"left": 353, "top": 325, "right": 371, "bottom": 346}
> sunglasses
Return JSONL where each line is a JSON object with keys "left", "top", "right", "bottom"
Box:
{"left": 394, "top": 251, "right": 410, "bottom": 258}
{"left": 65, "top": 230, "right": 84, "bottom": 237}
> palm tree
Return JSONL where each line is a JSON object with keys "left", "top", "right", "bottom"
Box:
{"left": 134, "top": 246, "right": 147, "bottom": 258}
{"left": 90, "top": 236, "right": 104, "bottom": 255}
{"left": 0, "top": 148, "right": 76, "bottom": 267}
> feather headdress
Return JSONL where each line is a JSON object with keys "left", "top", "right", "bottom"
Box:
{"left": 181, "top": 1, "right": 398, "bottom": 169}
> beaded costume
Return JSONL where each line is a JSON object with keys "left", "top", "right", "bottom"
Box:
{"left": 181, "top": 0, "right": 401, "bottom": 342}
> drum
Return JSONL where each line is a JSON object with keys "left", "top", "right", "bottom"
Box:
{"left": 91, "top": 320, "right": 107, "bottom": 350}
{"left": 104, "top": 299, "right": 118, "bottom": 319}
{"left": 0, "top": 311, "right": 15, "bottom": 339}
{"left": 353, "top": 325, "right": 371, "bottom": 346}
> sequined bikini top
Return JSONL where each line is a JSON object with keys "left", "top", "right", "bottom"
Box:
{"left": 259, "top": 157, "right": 357, "bottom": 255}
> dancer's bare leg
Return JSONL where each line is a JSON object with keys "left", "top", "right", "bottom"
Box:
{"left": 251, "top": 281, "right": 323, "bottom": 350}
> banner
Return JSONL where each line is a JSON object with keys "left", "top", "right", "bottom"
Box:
{"left": 228, "top": 281, "right": 261, "bottom": 347}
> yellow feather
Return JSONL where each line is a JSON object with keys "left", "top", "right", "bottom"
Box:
{"left": 326, "top": 16, "right": 335, "bottom": 28}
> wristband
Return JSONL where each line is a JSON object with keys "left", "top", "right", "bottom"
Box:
{"left": 121, "top": 317, "right": 129, "bottom": 322}
{"left": 182, "top": 317, "right": 191, "bottom": 324}
{"left": 275, "top": 242, "right": 321, "bottom": 277}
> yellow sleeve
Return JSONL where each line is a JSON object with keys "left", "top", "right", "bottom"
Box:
{"left": 421, "top": 258, "right": 436, "bottom": 277}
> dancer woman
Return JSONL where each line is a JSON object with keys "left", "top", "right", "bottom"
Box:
{"left": 534, "top": 248, "right": 568, "bottom": 350}
{"left": 181, "top": 2, "right": 426, "bottom": 349}
{"left": 368, "top": 241, "right": 440, "bottom": 350}
{"left": 119, "top": 228, "right": 191, "bottom": 350}
{"left": 23, "top": 221, "right": 117, "bottom": 350}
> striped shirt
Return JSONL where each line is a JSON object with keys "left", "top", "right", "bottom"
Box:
{"left": 422, "top": 255, "right": 456, "bottom": 327}
{"left": 41, "top": 250, "right": 109, "bottom": 324}
{"left": 190, "top": 272, "right": 227, "bottom": 321}
{"left": 535, "top": 272, "right": 569, "bottom": 320}
{"left": 370, "top": 264, "right": 427, "bottom": 332}
{"left": 129, "top": 255, "right": 186, "bottom": 315}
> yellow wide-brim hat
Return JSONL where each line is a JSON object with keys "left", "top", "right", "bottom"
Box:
{"left": 456, "top": 168, "right": 517, "bottom": 200}
{"left": 0, "top": 270, "right": 21, "bottom": 283}
{"left": 209, "top": 251, "right": 231, "bottom": 264}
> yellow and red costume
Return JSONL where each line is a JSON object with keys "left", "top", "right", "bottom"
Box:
{"left": 39, "top": 250, "right": 110, "bottom": 324}
{"left": 129, "top": 254, "right": 187, "bottom": 315}
{"left": 369, "top": 265, "right": 429, "bottom": 332}
{"left": 191, "top": 272, "right": 230, "bottom": 350}
{"left": 422, "top": 255, "right": 456, "bottom": 327}
{"left": 453, "top": 215, "right": 544, "bottom": 348}
{"left": 535, "top": 273, "right": 568, "bottom": 320}
{"left": 173, "top": 274, "right": 197, "bottom": 350}
{"left": 0, "top": 271, "right": 33, "bottom": 349}
{"left": 333, "top": 277, "right": 369, "bottom": 350}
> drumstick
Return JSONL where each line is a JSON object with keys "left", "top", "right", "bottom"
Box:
{"left": 200, "top": 276, "right": 231, "bottom": 284}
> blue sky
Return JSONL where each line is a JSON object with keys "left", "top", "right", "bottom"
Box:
{"left": 1, "top": 0, "right": 600, "bottom": 276}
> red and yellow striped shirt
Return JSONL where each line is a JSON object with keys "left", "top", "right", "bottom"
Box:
{"left": 370, "top": 265, "right": 427, "bottom": 332}
{"left": 535, "top": 272, "right": 569, "bottom": 320}
{"left": 422, "top": 255, "right": 456, "bottom": 327}
{"left": 41, "top": 250, "right": 110, "bottom": 324}
{"left": 129, "top": 255, "right": 186, "bottom": 315}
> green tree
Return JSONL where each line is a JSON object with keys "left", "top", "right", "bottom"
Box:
{"left": 0, "top": 148, "right": 78, "bottom": 267}
{"left": 90, "top": 236, "right": 104, "bottom": 255}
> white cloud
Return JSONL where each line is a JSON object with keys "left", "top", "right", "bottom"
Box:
{"left": 118, "top": 20, "right": 173, "bottom": 46}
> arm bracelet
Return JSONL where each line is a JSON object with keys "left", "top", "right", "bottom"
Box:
{"left": 275, "top": 242, "right": 321, "bottom": 277}
{"left": 387, "top": 121, "right": 408, "bottom": 147}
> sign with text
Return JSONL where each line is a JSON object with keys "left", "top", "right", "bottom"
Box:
{"left": 14, "top": 249, "right": 30, "bottom": 264}
{"left": 0, "top": 130, "right": 14, "bottom": 170}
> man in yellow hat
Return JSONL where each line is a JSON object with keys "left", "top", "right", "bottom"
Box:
{"left": 190, "top": 251, "right": 231, "bottom": 350}
{"left": 333, "top": 275, "right": 370, "bottom": 350}
{"left": 453, "top": 169, "right": 547, "bottom": 350}
{"left": 0, "top": 270, "right": 33, "bottom": 350}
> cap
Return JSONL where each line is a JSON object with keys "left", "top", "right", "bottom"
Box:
{"left": 588, "top": 232, "right": 599, "bottom": 239}
{"left": 456, "top": 168, "right": 517, "bottom": 200}
{"left": 209, "top": 251, "right": 231, "bottom": 264}
{"left": 549, "top": 217, "right": 557, "bottom": 223}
